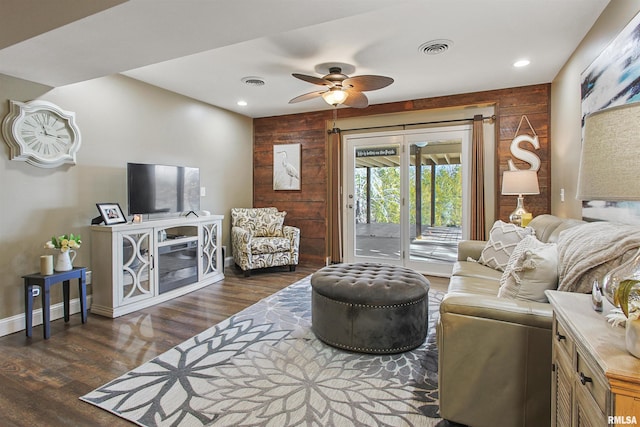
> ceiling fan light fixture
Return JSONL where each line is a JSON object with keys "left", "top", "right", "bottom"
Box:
{"left": 290, "top": 64, "right": 391, "bottom": 108}
{"left": 322, "top": 88, "right": 348, "bottom": 106}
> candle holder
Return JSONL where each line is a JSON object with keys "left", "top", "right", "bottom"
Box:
{"left": 40, "top": 255, "right": 54, "bottom": 275}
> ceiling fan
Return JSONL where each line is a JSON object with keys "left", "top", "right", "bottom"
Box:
{"left": 289, "top": 66, "right": 393, "bottom": 108}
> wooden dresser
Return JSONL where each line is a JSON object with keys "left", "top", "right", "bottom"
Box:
{"left": 547, "top": 291, "right": 640, "bottom": 426}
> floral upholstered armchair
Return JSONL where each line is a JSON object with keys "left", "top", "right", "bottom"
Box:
{"left": 231, "top": 207, "right": 300, "bottom": 277}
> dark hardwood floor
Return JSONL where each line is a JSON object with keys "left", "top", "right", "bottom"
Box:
{"left": 0, "top": 263, "right": 449, "bottom": 426}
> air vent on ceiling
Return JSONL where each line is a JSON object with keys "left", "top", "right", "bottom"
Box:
{"left": 241, "top": 76, "right": 266, "bottom": 86}
{"left": 418, "top": 39, "right": 453, "bottom": 55}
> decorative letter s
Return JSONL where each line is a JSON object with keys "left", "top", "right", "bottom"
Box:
{"left": 508, "top": 134, "right": 541, "bottom": 171}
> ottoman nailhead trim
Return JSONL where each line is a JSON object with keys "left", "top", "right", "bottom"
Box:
{"left": 314, "top": 292, "right": 426, "bottom": 309}
{"left": 313, "top": 330, "right": 423, "bottom": 354}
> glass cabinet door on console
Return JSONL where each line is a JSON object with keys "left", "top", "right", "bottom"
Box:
{"left": 119, "top": 230, "right": 154, "bottom": 306}
{"left": 200, "top": 220, "right": 220, "bottom": 280}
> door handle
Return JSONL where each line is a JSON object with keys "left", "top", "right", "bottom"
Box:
{"left": 579, "top": 372, "right": 593, "bottom": 385}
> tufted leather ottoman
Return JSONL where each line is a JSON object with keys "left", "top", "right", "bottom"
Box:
{"left": 310, "top": 262, "right": 430, "bottom": 354}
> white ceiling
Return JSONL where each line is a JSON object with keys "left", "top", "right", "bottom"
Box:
{"left": 0, "top": 0, "right": 610, "bottom": 118}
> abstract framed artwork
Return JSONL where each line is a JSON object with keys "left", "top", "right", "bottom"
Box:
{"left": 581, "top": 12, "right": 640, "bottom": 120}
{"left": 580, "top": 11, "right": 640, "bottom": 224}
{"left": 273, "top": 143, "right": 301, "bottom": 191}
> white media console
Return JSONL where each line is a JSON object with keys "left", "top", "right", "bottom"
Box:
{"left": 90, "top": 215, "right": 224, "bottom": 318}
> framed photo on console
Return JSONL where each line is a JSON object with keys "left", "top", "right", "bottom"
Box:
{"left": 96, "top": 202, "right": 127, "bottom": 225}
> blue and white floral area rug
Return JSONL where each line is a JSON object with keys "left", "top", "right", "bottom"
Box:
{"left": 81, "top": 275, "right": 444, "bottom": 426}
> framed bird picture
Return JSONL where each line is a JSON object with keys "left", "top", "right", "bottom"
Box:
{"left": 273, "top": 143, "right": 301, "bottom": 190}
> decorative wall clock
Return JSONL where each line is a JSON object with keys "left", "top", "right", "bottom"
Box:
{"left": 2, "top": 100, "right": 81, "bottom": 168}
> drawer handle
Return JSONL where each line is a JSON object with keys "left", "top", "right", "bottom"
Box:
{"left": 556, "top": 332, "right": 566, "bottom": 341}
{"left": 579, "top": 372, "right": 593, "bottom": 385}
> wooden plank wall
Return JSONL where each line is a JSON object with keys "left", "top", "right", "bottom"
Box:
{"left": 254, "top": 84, "right": 551, "bottom": 264}
{"left": 253, "top": 112, "right": 329, "bottom": 264}
{"left": 494, "top": 85, "right": 551, "bottom": 220}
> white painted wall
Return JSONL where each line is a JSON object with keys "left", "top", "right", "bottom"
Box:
{"left": 0, "top": 74, "right": 253, "bottom": 331}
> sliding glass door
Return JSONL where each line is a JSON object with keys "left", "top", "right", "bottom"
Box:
{"left": 350, "top": 135, "right": 403, "bottom": 263}
{"left": 343, "top": 127, "right": 470, "bottom": 276}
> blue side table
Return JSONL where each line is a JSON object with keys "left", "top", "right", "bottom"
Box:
{"left": 23, "top": 267, "right": 87, "bottom": 339}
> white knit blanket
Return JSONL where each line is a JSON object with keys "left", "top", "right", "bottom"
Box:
{"left": 557, "top": 222, "right": 640, "bottom": 293}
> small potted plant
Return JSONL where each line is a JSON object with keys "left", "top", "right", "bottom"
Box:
{"left": 44, "top": 234, "right": 82, "bottom": 271}
{"left": 615, "top": 279, "right": 640, "bottom": 358}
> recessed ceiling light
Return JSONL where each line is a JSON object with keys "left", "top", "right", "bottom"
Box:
{"left": 237, "top": 100, "right": 248, "bottom": 106}
{"left": 513, "top": 59, "right": 530, "bottom": 68}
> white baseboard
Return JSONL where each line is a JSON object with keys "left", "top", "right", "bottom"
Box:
{"left": 0, "top": 296, "right": 92, "bottom": 338}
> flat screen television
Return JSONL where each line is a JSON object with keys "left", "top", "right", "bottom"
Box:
{"left": 127, "top": 162, "right": 200, "bottom": 216}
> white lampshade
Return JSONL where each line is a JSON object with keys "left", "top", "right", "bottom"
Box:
{"left": 501, "top": 169, "right": 540, "bottom": 196}
{"left": 577, "top": 102, "right": 640, "bottom": 201}
{"left": 322, "top": 89, "right": 348, "bottom": 106}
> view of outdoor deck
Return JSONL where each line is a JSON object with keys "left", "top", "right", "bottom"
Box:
{"left": 355, "top": 223, "right": 461, "bottom": 263}
{"left": 353, "top": 138, "right": 463, "bottom": 266}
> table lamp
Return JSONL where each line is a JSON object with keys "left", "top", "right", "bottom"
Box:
{"left": 501, "top": 169, "right": 540, "bottom": 226}
{"left": 577, "top": 102, "right": 640, "bottom": 306}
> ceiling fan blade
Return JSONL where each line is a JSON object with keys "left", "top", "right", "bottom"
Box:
{"left": 288, "top": 90, "right": 326, "bottom": 104}
{"left": 343, "top": 75, "right": 394, "bottom": 92}
{"left": 292, "top": 73, "right": 332, "bottom": 86}
{"left": 343, "top": 90, "right": 369, "bottom": 108}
